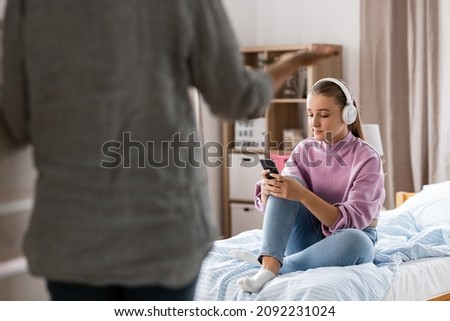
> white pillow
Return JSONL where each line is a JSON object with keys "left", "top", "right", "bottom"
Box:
{"left": 400, "top": 180, "right": 450, "bottom": 227}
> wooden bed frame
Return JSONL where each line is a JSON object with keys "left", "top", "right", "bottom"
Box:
{"left": 395, "top": 191, "right": 450, "bottom": 301}
{"left": 395, "top": 191, "right": 417, "bottom": 208}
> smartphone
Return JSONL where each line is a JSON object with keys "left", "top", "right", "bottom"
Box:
{"left": 259, "top": 159, "right": 279, "bottom": 179}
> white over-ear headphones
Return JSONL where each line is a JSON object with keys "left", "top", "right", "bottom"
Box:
{"left": 313, "top": 77, "right": 357, "bottom": 125}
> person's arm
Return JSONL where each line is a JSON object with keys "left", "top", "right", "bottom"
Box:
{"left": 1, "top": 0, "right": 30, "bottom": 146}
{"left": 266, "top": 155, "right": 384, "bottom": 231}
{"left": 263, "top": 173, "right": 340, "bottom": 227}
{"left": 254, "top": 168, "right": 272, "bottom": 213}
{"left": 265, "top": 48, "right": 338, "bottom": 95}
{"left": 297, "top": 187, "right": 340, "bottom": 227}
{"left": 189, "top": 0, "right": 337, "bottom": 121}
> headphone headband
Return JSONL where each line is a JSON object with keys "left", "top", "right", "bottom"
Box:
{"left": 312, "top": 77, "right": 357, "bottom": 125}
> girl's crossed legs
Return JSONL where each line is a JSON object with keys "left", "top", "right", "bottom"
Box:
{"left": 238, "top": 177, "right": 377, "bottom": 292}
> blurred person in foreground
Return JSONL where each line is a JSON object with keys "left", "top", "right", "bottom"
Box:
{"left": 0, "top": 0, "right": 336, "bottom": 300}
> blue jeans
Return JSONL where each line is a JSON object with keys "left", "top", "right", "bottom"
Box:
{"left": 259, "top": 178, "right": 377, "bottom": 274}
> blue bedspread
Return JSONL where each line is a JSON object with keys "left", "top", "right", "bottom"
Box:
{"left": 194, "top": 181, "right": 450, "bottom": 301}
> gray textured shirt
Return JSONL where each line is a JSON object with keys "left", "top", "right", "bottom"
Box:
{"left": 2, "top": 0, "right": 271, "bottom": 287}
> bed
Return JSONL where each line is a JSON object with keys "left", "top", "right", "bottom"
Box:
{"left": 194, "top": 180, "right": 450, "bottom": 301}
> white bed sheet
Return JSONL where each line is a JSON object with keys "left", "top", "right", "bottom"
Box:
{"left": 194, "top": 229, "right": 399, "bottom": 301}
{"left": 384, "top": 256, "right": 450, "bottom": 301}
{"left": 195, "top": 181, "right": 450, "bottom": 301}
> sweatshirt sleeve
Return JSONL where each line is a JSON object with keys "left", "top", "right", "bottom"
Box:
{"left": 188, "top": 0, "right": 272, "bottom": 121}
{"left": 254, "top": 144, "right": 308, "bottom": 213}
{"left": 324, "top": 155, "right": 385, "bottom": 235}
{"left": 254, "top": 180, "right": 266, "bottom": 213}
{"left": 280, "top": 141, "right": 310, "bottom": 186}
{"left": 1, "top": 0, "right": 30, "bottom": 145}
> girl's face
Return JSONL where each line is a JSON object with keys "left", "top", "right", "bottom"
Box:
{"left": 306, "top": 93, "right": 348, "bottom": 144}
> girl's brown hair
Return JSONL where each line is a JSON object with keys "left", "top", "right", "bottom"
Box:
{"left": 308, "top": 79, "right": 365, "bottom": 140}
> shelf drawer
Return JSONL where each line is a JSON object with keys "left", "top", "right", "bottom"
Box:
{"left": 228, "top": 153, "right": 263, "bottom": 201}
{"left": 230, "top": 202, "right": 264, "bottom": 237}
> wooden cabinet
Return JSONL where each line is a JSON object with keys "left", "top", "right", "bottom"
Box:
{"left": 222, "top": 44, "right": 343, "bottom": 238}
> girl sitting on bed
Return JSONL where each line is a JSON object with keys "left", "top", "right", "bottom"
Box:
{"left": 235, "top": 77, "right": 385, "bottom": 293}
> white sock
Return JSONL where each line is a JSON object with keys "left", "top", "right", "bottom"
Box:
{"left": 230, "top": 250, "right": 260, "bottom": 265}
{"left": 238, "top": 268, "right": 276, "bottom": 293}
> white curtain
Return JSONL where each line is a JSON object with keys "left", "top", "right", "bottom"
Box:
{"left": 360, "top": 0, "right": 449, "bottom": 208}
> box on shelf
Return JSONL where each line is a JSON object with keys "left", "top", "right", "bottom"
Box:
{"left": 234, "top": 117, "right": 266, "bottom": 150}
{"left": 278, "top": 68, "right": 308, "bottom": 99}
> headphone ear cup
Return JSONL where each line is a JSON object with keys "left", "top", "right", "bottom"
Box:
{"left": 342, "top": 104, "right": 357, "bottom": 125}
